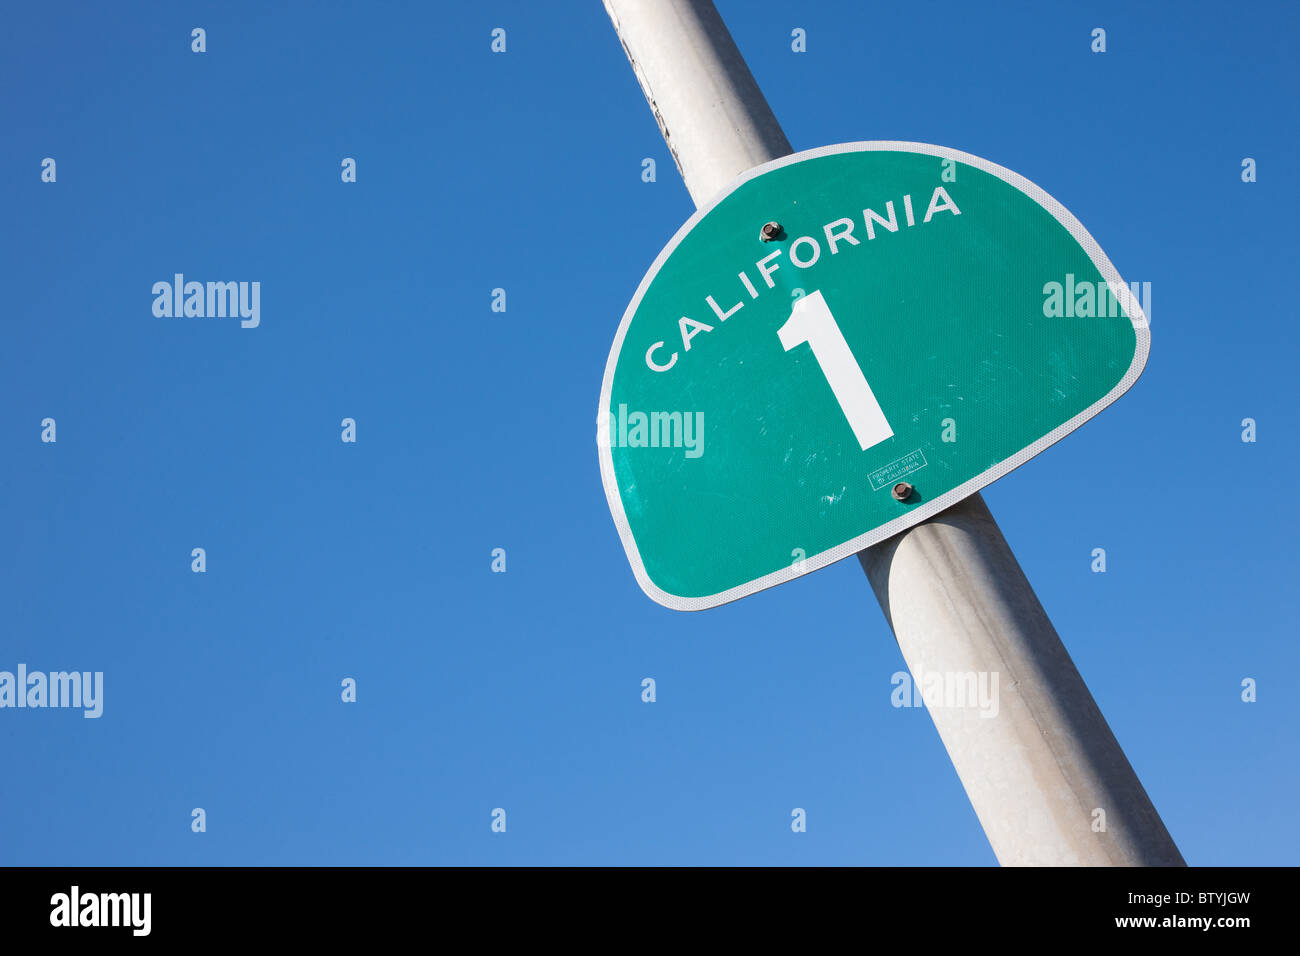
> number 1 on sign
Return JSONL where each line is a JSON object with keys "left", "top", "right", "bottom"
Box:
{"left": 777, "top": 290, "right": 894, "bottom": 451}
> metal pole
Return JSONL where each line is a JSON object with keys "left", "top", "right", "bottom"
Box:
{"left": 603, "top": 0, "right": 1185, "bottom": 866}
{"left": 603, "top": 0, "right": 789, "bottom": 206}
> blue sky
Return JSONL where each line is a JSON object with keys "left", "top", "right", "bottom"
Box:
{"left": 1, "top": 0, "right": 1296, "bottom": 866}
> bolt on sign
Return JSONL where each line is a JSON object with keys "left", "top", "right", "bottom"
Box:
{"left": 598, "top": 142, "right": 1149, "bottom": 611}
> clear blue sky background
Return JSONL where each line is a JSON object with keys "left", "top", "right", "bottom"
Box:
{"left": 2, "top": 0, "right": 1296, "bottom": 866}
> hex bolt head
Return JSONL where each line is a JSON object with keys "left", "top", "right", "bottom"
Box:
{"left": 891, "top": 482, "right": 914, "bottom": 502}
{"left": 759, "top": 221, "right": 784, "bottom": 242}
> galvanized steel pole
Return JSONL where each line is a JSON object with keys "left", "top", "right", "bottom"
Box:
{"left": 603, "top": 0, "right": 1184, "bottom": 865}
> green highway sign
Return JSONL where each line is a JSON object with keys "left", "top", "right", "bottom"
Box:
{"left": 598, "top": 142, "right": 1149, "bottom": 611}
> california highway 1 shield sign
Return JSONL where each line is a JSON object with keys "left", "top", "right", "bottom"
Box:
{"left": 598, "top": 142, "right": 1149, "bottom": 611}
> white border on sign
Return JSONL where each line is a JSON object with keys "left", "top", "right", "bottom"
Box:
{"left": 596, "top": 141, "right": 1151, "bottom": 611}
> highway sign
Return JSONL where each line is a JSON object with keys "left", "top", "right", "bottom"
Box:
{"left": 598, "top": 142, "right": 1149, "bottom": 610}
